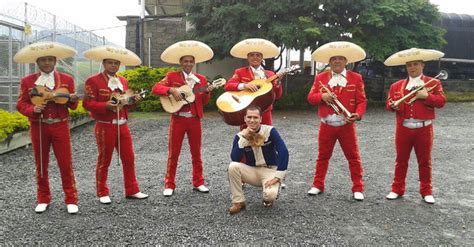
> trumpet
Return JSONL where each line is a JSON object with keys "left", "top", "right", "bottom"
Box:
{"left": 391, "top": 71, "right": 447, "bottom": 107}
{"left": 318, "top": 81, "right": 352, "bottom": 118}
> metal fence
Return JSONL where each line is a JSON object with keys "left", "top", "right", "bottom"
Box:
{"left": 0, "top": 1, "right": 114, "bottom": 111}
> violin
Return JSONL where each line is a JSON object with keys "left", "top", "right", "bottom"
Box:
{"left": 110, "top": 89, "right": 147, "bottom": 109}
{"left": 30, "top": 86, "right": 74, "bottom": 106}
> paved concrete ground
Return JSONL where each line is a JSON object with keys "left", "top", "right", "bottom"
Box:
{"left": 1, "top": 103, "right": 473, "bottom": 245}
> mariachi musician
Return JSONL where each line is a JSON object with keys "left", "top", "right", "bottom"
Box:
{"left": 152, "top": 40, "right": 214, "bottom": 197}
{"left": 307, "top": 41, "right": 367, "bottom": 201}
{"left": 83, "top": 46, "right": 148, "bottom": 204}
{"left": 225, "top": 38, "right": 283, "bottom": 129}
{"left": 384, "top": 48, "right": 446, "bottom": 204}
{"left": 15, "top": 41, "right": 79, "bottom": 214}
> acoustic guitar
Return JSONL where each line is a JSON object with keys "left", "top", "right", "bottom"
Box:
{"left": 160, "top": 78, "right": 226, "bottom": 113}
{"left": 216, "top": 65, "right": 300, "bottom": 126}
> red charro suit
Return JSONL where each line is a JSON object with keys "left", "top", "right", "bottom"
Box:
{"left": 152, "top": 71, "right": 210, "bottom": 190}
{"left": 307, "top": 70, "right": 367, "bottom": 192}
{"left": 225, "top": 67, "right": 282, "bottom": 128}
{"left": 83, "top": 72, "right": 141, "bottom": 197}
{"left": 386, "top": 75, "right": 446, "bottom": 197}
{"left": 16, "top": 71, "right": 78, "bottom": 204}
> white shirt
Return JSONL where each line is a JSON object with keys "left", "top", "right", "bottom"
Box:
{"left": 182, "top": 71, "right": 200, "bottom": 88}
{"left": 406, "top": 74, "right": 424, "bottom": 91}
{"left": 328, "top": 69, "right": 348, "bottom": 88}
{"left": 107, "top": 74, "right": 124, "bottom": 91}
{"left": 250, "top": 65, "right": 266, "bottom": 79}
{"left": 34, "top": 71, "right": 55, "bottom": 90}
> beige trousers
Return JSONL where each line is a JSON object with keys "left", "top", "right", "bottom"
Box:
{"left": 228, "top": 162, "right": 280, "bottom": 203}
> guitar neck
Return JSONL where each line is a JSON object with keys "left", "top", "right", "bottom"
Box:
{"left": 192, "top": 86, "right": 209, "bottom": 94}
{"left": 265, "top": 74, "right": 279, "bottom": 83}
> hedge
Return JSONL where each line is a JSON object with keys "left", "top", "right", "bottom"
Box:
{"left": 0, "top": 109, "right": 29, "bottom": 141}
{"left": 119, "top": 66, "right": 176, "bottom": 112}
{"left": 0, "top": 101, "right": 89, "bottom": 142}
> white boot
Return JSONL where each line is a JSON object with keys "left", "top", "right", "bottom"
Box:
{"left": 163, "top": 188, "right": 174, "bottom": 197}
{"left": 386, "top": 192, "right": 400, "bottom": 200}
{"left": 194, "top": 185, "right": 210, "bottom": 193}
{"left": 354, "top": 192, "right": 365, "bottom": 201}
{"left": 66, "top": 204, "right": 79, "bottom": 214}
{"left": 307, "top": 187, "right": 322, "bottom": 195}
{"left": 127, "top": 192, "right": 149, "bottom": 199}
{"left": 99, "top": 196, "right": 112, "bottom": 204}
{"left": 423, "top": 195, "right": 435, "bottom": 204}
{"left": 35, "top": 203, "right": 48, "bottom": 213}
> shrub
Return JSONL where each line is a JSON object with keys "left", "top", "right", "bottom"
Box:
{"left": 274, "top": 83, "right": 313, "bottom": 110}
{"left": 1, "top": 101, "right": 89, "bottom": 142}
{"left": 445, "top": 92, "right": 474, "bottom": 102}
{"left": 119, "top": 66, "right": 177, "bottom": 112}
{"left": 0, "top": 109, "right": 29, "bottom": 141}
{"left": 69, "top": 101, "right": 89, "bottom": 119}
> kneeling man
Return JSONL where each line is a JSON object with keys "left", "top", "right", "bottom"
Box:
{"left": 227, "top": 106, "right": 289, "bottom": 215}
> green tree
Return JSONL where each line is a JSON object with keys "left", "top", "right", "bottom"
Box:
{"left": 186, "top": 0, "right": 446, "bottom": 62}
{"left": 185, "top": 0, "right": 325, "bottom": 61}
{"left": 351, "top": 0, "right": 446, "bottom": 61}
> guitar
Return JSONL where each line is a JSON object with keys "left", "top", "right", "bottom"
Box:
{"left": 216, "top": 65, "right": 300, "bottom": 126}
{"left": 160, "top": 78, "right": 226, "bottom": 113}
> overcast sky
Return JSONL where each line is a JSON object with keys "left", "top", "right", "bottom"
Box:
{"left": 2, "top": 0, "right": 473, "bottom": 46}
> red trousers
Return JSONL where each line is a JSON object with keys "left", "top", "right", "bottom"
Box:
{"left": 30, "top": 121, "right": 77, "bottom": 204}
{"left": 240, "top": 109, "right": 273, "bottom": 130}
{"left": 312, "top": 122, "right": 364, "bottom": 192}
{"left": 165, "top": 115, "right": 205, "bottom": 189}
{"left": 94, "top": 122, "right": 140, "bottom": 197}
{"left": 391, "top": 124, "right": 433, "bottom": 197}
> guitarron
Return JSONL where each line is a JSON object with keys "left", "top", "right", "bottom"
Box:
{"left": 216, "top": 65, "right": 300, "bottom": 126}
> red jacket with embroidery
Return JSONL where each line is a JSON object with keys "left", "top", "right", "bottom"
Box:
{"left": 16, "top": 71, "right": 78, "bottom": 121}
{"left": 307, "top": 70, "right": 367, "bottom": 119}
{"left": 225, "top": 67, "right": 283, "bottom": 112}
{"left": 152, "top": 71, "right": 210, "bottom": 119}
{"left": 83, "top": 72, "right": 133, "bottom": 122}
{"left": 386, "top": 75, "right": 446, "bottom": 124}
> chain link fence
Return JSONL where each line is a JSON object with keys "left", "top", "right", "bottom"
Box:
{"left": 0, "top": 1, "right": 114, "bottom": 111}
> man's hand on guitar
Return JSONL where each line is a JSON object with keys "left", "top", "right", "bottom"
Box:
{"left": 169, "top": 88, "right": 184, "bottom": 101}
{"left": 322, "top": 93, "right": 335, "bottom": 104}
{"left": 244, "top": 83, "right": 259, "bottom": 92}
{"left": 207, "top": 85, "right": 214, "bottom": 92}
{"left": 134, "top": 94, "right": 141, "bottom": 102}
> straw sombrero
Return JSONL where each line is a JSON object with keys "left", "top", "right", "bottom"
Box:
{"left": 13, "top": 41, "right": 77, "bottom": 64}
{"left": 311, "top": 41, "right": 366, "bottom": 63}
{"left": 384, "top": 48, "right": 444, "bottom": 66}
{"left": 161, "top": 40, "right": 214, "bottom": 64}
{"left": 83, "top": 46, "right": 141, "bottom": 66}
{"left": 230, "top": 38, "right": 279, "bottom": 59}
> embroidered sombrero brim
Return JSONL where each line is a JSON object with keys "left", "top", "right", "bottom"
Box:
{"left": 230, "top": 38, "right": 280, "bottom": 59}
{"left": 13, "top": 41, "right": 77, "bottom": 64}
{"left": 83, "top": 46, "right": 142, "bottom": 66}
{"left": 311, "top": 41, "right": 366, "bottom": 64}
{"left": 161, "top": 40, "right": 214, "bottom": 64}
{"left": 384, "top": 48, "right": 445, "bottom": 66}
